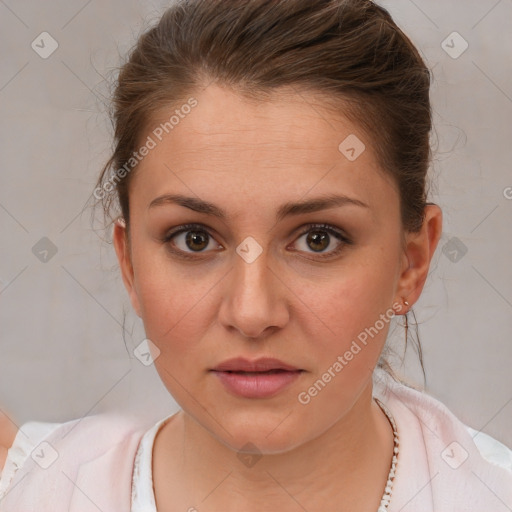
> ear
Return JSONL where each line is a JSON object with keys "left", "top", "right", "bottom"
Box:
{"left": 394, "top": 204, "right": 443, "bottom": 312}
{"left": 113, "top": 218, "right": 142, "bottom": 318}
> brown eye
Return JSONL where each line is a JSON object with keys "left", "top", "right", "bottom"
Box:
{"left": 185, "top": 230, "right": 209, "bottom": 251}
{"left": 292, "top": 223, "right": 352, "bottom": 259}
{"left": 306, "top": 230, "right": 330, "bottom": 252}
{"left": 163, "top": 223, "right": 221, "bottom": 258}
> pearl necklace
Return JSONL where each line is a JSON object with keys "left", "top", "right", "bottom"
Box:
{"left": 374, "top": 398, "right": 399, "bottom": 512}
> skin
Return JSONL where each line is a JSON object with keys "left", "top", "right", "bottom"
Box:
{"left": 112, "top": 84, "right": 442, "bottom": 512}
{"left": 0, "top": 411, "right": 18, "bottom": 471}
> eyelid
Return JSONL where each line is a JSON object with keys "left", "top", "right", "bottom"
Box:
{"left": 162, "top": 222, "right": 352, "bottom": 259}
{"left": 290, "top": 223, "right": 353, "bottom": 259}
{"left": 293, "top": 223, "right": 351, "bottom": 242}
{"left": 162, "top": 223, "right": 223, "bottom": 259}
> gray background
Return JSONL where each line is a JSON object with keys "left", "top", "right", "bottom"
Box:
{"left": 1, "top": 0, "right": 511, "bottom": 447}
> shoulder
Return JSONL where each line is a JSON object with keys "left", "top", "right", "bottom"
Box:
{"left": 374, "top": 369, "right": 512, "bottom": 473}
{"left": 391, "top": 376, "right": 512, "bottom": 469}
{"left": 21, "top": 412, "right": 152, "bottom": 462}
{"left": 374, "top": 370, "right": 512, "bottom": 509}
{"left": 0, "top": 412, "right": 155, "bottom": 509}
{"left": 466, "top": 426, "right": 512, "bottom": 472}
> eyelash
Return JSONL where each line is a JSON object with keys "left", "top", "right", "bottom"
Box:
{"left": 162, "top": 223, "right": 353, "bottom": 261}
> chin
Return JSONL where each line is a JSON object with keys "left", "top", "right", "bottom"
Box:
{"left": 208, "top": 410, "right": 312, "bottom": 455}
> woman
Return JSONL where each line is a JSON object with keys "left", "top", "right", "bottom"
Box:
{"left": 1, "top": 0, "right": 511, "bottom": 510}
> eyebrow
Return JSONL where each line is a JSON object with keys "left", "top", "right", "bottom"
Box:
{"left": 148, "top": 193, "right": 369, "bottom": 222}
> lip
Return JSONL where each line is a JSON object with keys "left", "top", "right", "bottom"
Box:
{"left": 210, "top": 357, "right": 304, "bottom": 398}
{"left": 211, "top": 357, "right": 301, "bottom": 372}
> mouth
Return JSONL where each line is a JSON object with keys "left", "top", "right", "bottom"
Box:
{"left": 210, "top": 358, "right": 304, "bottom": 398}
{"left": 211, "top": 357, "right": 302, "bottom": 373}
{"left": 216, "top": 369, "right": 302, "bottom": 375}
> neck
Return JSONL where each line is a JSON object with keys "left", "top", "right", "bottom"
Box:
{"left": 153, "top": 381, "right": 394, "bottom": 512}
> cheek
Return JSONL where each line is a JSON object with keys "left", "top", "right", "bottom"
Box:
{"left": 294, "top": 263, "right": 397, "bottom": 420}
{"left": 304, "top": 249, "right": 398, "bottom": 341}
{"left": 131, "top": 245, "right": 218, "bottom": 359}
{"left": 135, "top": 270, "right": 214, "bottom": 396}
{"left": 129, "top": 243, "right": 173, "bottom": 319}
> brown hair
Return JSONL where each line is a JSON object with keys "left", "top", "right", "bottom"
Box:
{"left": 95, "top": 0, "right": 433, "bottom": 383}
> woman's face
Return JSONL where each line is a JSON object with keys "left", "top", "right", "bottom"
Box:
{"left": 115, "top": 84, "right": 414, "bottom": 453}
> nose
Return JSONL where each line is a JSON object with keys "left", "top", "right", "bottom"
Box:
{"left": 217, "top": 245, "right": 289, "bottom": 340}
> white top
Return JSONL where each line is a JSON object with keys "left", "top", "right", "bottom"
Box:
{"left": 1, "top": 411, "right": 511, "bottom": 510}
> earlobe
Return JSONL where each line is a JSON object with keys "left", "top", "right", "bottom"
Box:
{"left": 395, "top": 205, "right": 443, "bottom": 310}
{"left": 112, "top": 218, "right": 142, "bottom": 317}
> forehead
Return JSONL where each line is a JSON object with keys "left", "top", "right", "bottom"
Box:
{"left": 149, "top": 85, "right": 368, "bottom": 162}
{"left": 131, "top": 84, "right": 397, "bottom": 216}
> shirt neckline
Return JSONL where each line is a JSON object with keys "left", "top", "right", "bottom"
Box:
{"left": 130, "top": 374, "right": 402, "bottom": 511}
{"left": 131, "top": 413, "right": 177, "bottom": 511}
